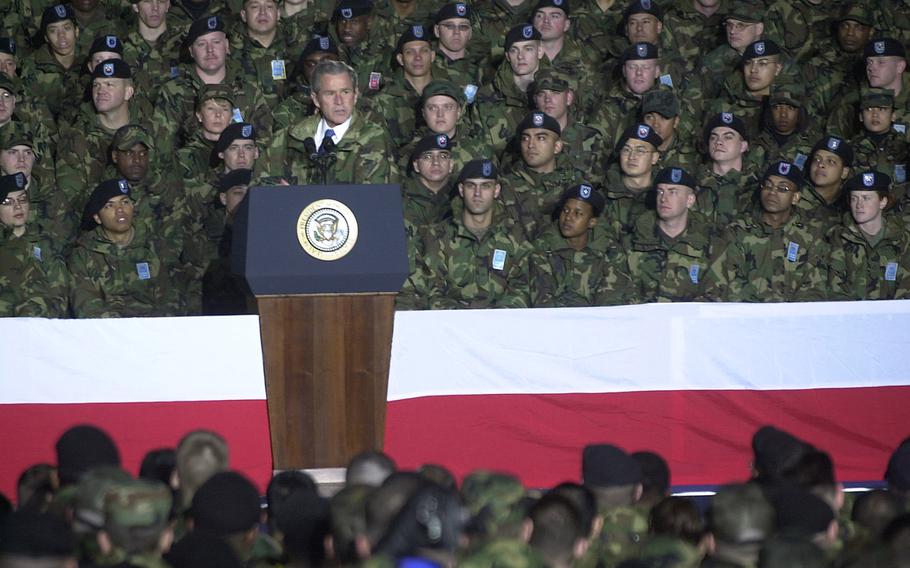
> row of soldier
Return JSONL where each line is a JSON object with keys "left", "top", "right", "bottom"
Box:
{"left": 4, "top": 423, "right": 910, "bottom": 567}
{"left": 2, "top": 0, "right": 910, "bottom": 315}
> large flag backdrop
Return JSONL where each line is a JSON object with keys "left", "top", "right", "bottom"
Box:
{"left": 384, "top": 301, "right": 910, "bottom": 488}
{"left": 0, "top": 316, "right": 273, "bottom": 501}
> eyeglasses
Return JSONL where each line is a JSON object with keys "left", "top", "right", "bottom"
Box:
{"left": 725, "top": 21, "right": 754, "bottom": 31}
{"left": 438, "top": 22, "right": 471, "bottom": 33}
{"left": 760, "top": 181, "right": 795, "bottom": 193}
{"left": 620, "top": 145, "right": 652, "bottom": 156}
{"left": 1, "top": 194, "right": 28, "bottom": 207}
{"left": 425, "top": 103, "right": 458, "bottom": 114}
{"left": 418, "top": 152, "right": 451, "bottom": 162}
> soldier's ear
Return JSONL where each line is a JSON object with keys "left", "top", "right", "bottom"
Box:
{"left": 219, "top": 192, "right": 228, "bottom": 207}
{"left": 656, "top": 21, "right": 662, "bottom": 35}
{"left": 124, "top": 83, "right": 135, "bottom": 102}
{"left": 898, "top": 59, "right": 907, "bottom": 75}
{"left": 493, "top": 183, "right": 501, "bottom": 199}
{"left": 520, "top": 518, "right": 534, "bottom": 543}
{"left": 754, "top": 23, "right": 764, "bottom": 37}
{"left": 93, "top": 213, "right": 102, "bottom": 225}
{"left": 96, "top": 531, "right": 112, "bottom": 555}
{"left": 554, "top": 138, "right": 564, "bottom": 154}
{"left": 792, "top": 191, "right": 801, "bottom": 204}
{"left": 457, "top": 183, "right": 465, "bottom": 198}
{"left": 587, "top": 216, "right": 597, "bottom": 229}
{"left": 396, "top": 53, "right": 404, "bottom": 68}
{"left": 686, "top": 192, "right": 696, "bottom": 209}
{"left": 841, "top": 167, "right": 850, "bottom": 181}
{"left": 880, "top": 196, "right": 889, "bottom": 210}
{"left": 774, "top": 62, "right": 782, "bottom": 76}
{"left": 240, "top": 8, "right": 248, "bottom": 24}
{"left": 565, "top": 90, "right": 574, "bottom": 107}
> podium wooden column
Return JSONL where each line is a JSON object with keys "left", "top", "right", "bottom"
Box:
{"left": 233, "top": 184, "right": 408, "bottom": 471}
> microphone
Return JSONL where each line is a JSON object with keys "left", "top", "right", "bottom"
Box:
{"left": 322, "top": 137, "right": 337, "bottom": 155}
{"left": 303, "top": 137, "right": 318, "bottom": 160}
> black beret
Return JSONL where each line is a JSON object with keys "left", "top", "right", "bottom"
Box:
{"left": 165, "top": 530, "right": 243, "bottom": 568}
{"left": 219, "top": 169, "right": 252, "bottom": 193}
{"left": 559, "top": 183, "right": 604, "bottom": 216}
{"left": 864, "top": 38, "right": 906, "bottom": 59}
{"left": 92, "top": 58, "right": 131, "bottom": 79}
{"left": 191, "top": 471, "right": 261, "bottom": 536}
{"left": 212, "top": 122, "right": 256, "bottom": 166}
{"left": 742, "top": 39, "right": 782, "bottom": 60}
{"left": 623, "top": 41, "right": 658, "bottom": 62}
{"left": 764, "top": 161, "right": 805, "bottom": 188}
{"left": 517, "top": 111, "right": 561, "bottom": 136}
{"left": 83, "top": 179, "right": 132, "bottom": 225}
{"left": 624, "top": 0, "right": 662, "bottom": 20}
{"left": 300, "top": 35, "right": 338, "bottom": 60}
{"left": 704, "top": 111, "right": 749, "bottom": 144}
{"left": 505, "top": 24, "right": 541, "bottom": 50}
{"left": 582, "top": 444, "right": 642, "bottom": 488}
{"left": 41, "top": 4, "right": 74, "bottom": 33}
{"left": 333, "top": 0, "right": 373, "bottom": 21}
{"left": 844, "top": 170, "right": 892, "bottom": 192}
{"left": 397, "top": 24, "right": 431, "bottom": 52}
{"left": 412, "top": 133, "right": 452, "bottom": 159}
{"left": 185, "top": 15, "right": 226, "bottom": 47}
{"left": 0, "top": 37, "right": 16, "bottom": 55}
{"left": 89, "top": 34, "right": 123, "bottom": 56}
{"left": 55, "top": 424, "right": 121, "bottom": 486}
{"left": 771, "top": 487, "right": 835, "bottom": 536}
{"left": 0, "top": 172, "right": 27, "bottom": 201}
{"left": 811, "top": 135, "right": 854, "bottom": 168}
{"left": 435, "top": 2, "right": 471, "bottom": 23}
{"left": 654, "top": 166, "right": 697, "bottom": 189}
{"left": 0, "top": 512, "right": 75, "bottom": 557}
{"left": 535, "top": 0, "right": 570, "bottom": 15}
{"left": 617, "top": 123, "right": 663, "bottom": 150}
{"left": 459, "top": 159, "right": 497, "bottom": 182}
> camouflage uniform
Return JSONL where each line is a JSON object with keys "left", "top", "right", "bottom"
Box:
{"left": 826, "top": 214, "right": 910, "bottom": 300}
{"left": 233, "top": 25, "right": 299, "bottom": 109}
{"left": 19, "top": 46, "right": 83, "bottom": 121}
{"left": 764, "top": 0, "right": 837, "bottom": 64}
{"left": 0, "top": 224, "right": 68, "bottom": 317}
{"left": 591, "top": 504, "right": 650, "bottom": 567}
{"left": 662, "top": 0, "right": 727, "bottom": 74}
{"left": 849, "top": 129, "right": 910, "bottom": 209}
{"left": 602, "top": 166, "right": 652, "bottom": 239}
{"left": 257, "top": 110, "right": 398, "bottom": 185}
{"left": 98, "top": 479, "right": 173, "bottom": 568}
{"left": 559, "top": 121, "right": 609, "bottom": 185}
{"left": 176, "top": 131, "right": 218, "bottom": 187}
{"left": 704, "top": 209, "right": 829, "bottom": 302}
{"left": 67, "top": 223, "right": 186, "bottom": 317}
{"left": 498, "top": 160, "right": 584, "bottom": 238}
{"left": 369, "top": 0, "right": 445, "bottom": 52}
{"left": 624, "top": 210, "right": 716, "bottom": 302}
{"left": 398, "top": 123, "right": 494, "bottom": 175}
{"left": 827, "top": 74, "right": 910, "bottom": 142}
{"left": 698, "top": 44, "right": 743, "bottom": 101}
{"left": 370, "top": 72, "right": 424, "bottom": 148}
{"left": 587, "top": 82, "right": 643, "bottom": 151}
{"left": 753, "top": 127, "right": 817, "bottom": 172}
{"left": 569, "top": 0, "right": 626, "bottom": 62}
{"left": 529, "top": 221, "right": 635, "bottom": 307}
{"left": 473, "top": 60, "right": 535, "bottom": 156}
{"left": 796, "top": 183, "right": 848, "bottom": 227}
{"left": 656, "top": 134, "right": 700, "bottom": 172}
{"left": 280, "top": 0, "right": 335, "bottom": 40}
{"left": 473, "top": 0, "right": 535, "bottom": 65}
{"left": 122, "top": 25, "right": 185, "bottom": 104}
{"left": 638, "top": 535, "right": 703, "bottom": 568}
{"left": 459, "top": 538, "right": 547, "bottom": 568}
{"left": 696, "top": 162, "right": 763, "bottom": 228}
{"left": 400, "top": 174, "right": 453, "bottom": 235}
{"left": 409, "top": 200, "right": 533, "bottom": 309}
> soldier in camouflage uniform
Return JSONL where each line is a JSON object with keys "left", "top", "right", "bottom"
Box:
{"left": 432, "top": 3, "right": 486, "bottom": 93}
{"left": 370, "top": 0, "right": 446, "bottom": 56}
{"left": 406, "top": 159, "right": 533, "bottom": 309}
{"left": 701, "top": 483, "right": 773, "bottom": 568}
{"left": 279, "top": 0, "right": 334, "bottom": 41}
{"left": 704, "top": 161, "right": 829, "bottom": 303}
{"left": 827, "top": 38, "right": 909, "bottom": 142}
{"left": 602, "top": 123, "right": 663, "bottom": 239}
{"left": 581, "top": 444, "right": 650, "bottom": 568}
{"left": 398, "top": 79, "right": 493, "bottom": 175}
{"left": 531, "top": 0, "right": 597, "bottom": 92}
{"left": 588, "top": 42, "right": 661, "bottom": 150}
{"left": 372, "top": 24, "right": 439, "bottom": 148}
{"left": 641, "top": 88, "right": 698, "bottom": 171}
{"left": 569, "top": 0, "right": 626, "bottom": 63}
{"left": 20, "top": 5, "right": 84, "bottom": 121}
{"left": 272, "top": 35, "right": 340, "bottom": 131}
{"left": 329, "top": 0, "right": 387, "bottom": 80}
{"left": 401, "top": 132, "right": 455, "bottom": 235}
{"left": 708, "top": 39, "right": 785, "bottom": 141}
{"left": 827, "top": 170, "right": 910, "bottom": 300}
{"left": 698, "top": 0, "right": 765, "bottom": 100}
{"left": 530, "top": 68, "right": 608, "bottom": 183}
{"left": 258, "top": 60, "right": 397, "bottom": 185}
{"left": 800, "top": 134, "right": 853, "bottom": 224}
{"left": 70, "top": 0, "right": 123, "bottom": 57}
{"left": 763, "top": 0, "right": 839, "bottom": 65}
{"left": 753, "top": 84, "right": 819, "bottom": 171}
{"left": 122, "top": 0, "right": 185, "bottom": 104}
{"left": 95, "top": 479, "right": 174, "bottom": 568}
{"left": 234, "top": 0, "right": 299, "bottom": 109}
{"left": 473, "top": 24, "right": 543, "bottom": 157}
{"left": 472, "top": 0, "right": 535, "bottom": 70}
{"left": 57, "top": 59, "right": 145, "bottom": 213}
{"left": 849, "top": 88, "right": 910, "bottom": 209}
{"left": 625, "top": 166, "right": 717, "bottom": 302}
{"left": 153, "top": 15, "right": 271, "bottom": 155}
{"left": 67, "top": 178, "right": 186, "bottom": 317}
{"left": 529, "top": 183, "right": 635, "bottom": 307}
{"left": 499, "top": 111, "right": 583, "bottom": 238}
{"left": 0, "top": 172, "right": 69, "bottom": 317}
{"left": 177, "top": 84, "right": 236, "bottom": 183}
{"left": 697, "top": 112, "right": 764, "bottom": 228}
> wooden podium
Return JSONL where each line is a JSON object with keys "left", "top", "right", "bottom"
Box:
{"left": 232, "top": 184, "right": 408, "bottom": 470}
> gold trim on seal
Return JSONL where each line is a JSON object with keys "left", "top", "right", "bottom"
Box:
{"left": 296, "top": 199, "right": 359, "bottom": 261}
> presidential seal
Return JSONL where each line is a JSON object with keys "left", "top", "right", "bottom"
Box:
{"left": 296, "top": 199, "right": 358, "bottom": 260}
